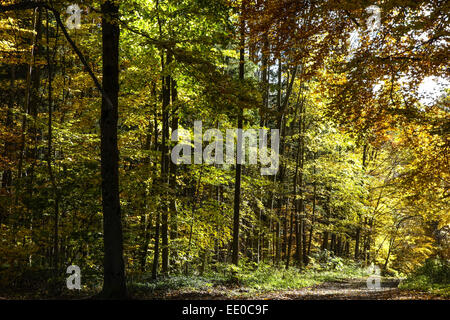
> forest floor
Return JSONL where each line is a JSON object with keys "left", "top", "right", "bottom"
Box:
{"left": 1, "top": 275, "right": 446, "bottom": 300}
{"left": 147, "top": 278, "right": 446, "bottom": 300}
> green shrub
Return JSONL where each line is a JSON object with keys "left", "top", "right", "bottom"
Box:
{"left": 399, "top": 257, "right": 450, "bottom": 297}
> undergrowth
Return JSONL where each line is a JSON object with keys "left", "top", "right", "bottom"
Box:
{"left": 128, "top": 251, "right": 370, "bottom": 296}
{"left": 399, "top": 257, "right": 450, "bottom": 298}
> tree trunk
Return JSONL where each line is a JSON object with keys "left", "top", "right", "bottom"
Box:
{"left": 169, "top": 79, "right": 178, "bottom": 241}
{"left": 355, "top": 227, "right": 361, "bottom": 260}
{"left": 140, "top": 84, "right": 157, "bottom": 272}
{"left": 307, "top": 155, "right": 317, "bottom": 256}
{"left": 232, "top": 6, "right": 245, "bottom": 266}
{"left": 287, "top": 126, "right": 302, "bottom": 269}
{"left": 99, "top": 1, "right": 126, "bottom": 298}
{"left": 45, "top": 11, "right": 60, "bottom": 273}
{"left": 322, "top": 232, "right": 329, "bottom": 251}
{"left": 152, "top": 211, "right": 160, "bottom": 279}
{"left": 161, "top": 51, "right": 171, "bottom": 276}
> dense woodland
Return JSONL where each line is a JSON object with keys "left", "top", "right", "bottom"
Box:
{"left": 0, "top": 0, "right": 448, "bottom": 299}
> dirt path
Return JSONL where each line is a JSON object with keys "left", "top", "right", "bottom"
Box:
{"left": 259, "top": 278, "right": 445, "bottom": 300}
{"left": 159, "top": 278, "right": 445, "bottom": 300}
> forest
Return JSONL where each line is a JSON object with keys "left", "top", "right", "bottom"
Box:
{"left": 0, "top": 0, "right": 448, "bottom": 300}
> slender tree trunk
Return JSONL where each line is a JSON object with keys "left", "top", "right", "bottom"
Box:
{"left": 169, "top": 79, "right": 178, "bottom": 241}
{"left": 337, "top": 236, "right": 342, "bottom": 256}
{"left": 140, "top": 83, "right": 157, "bottom": 272}
{"left": 26, "top": 7, "right": 43, "bottom": 266}
{"left": 356, "top": 144, "right": 368, "bottom": 261}
{"left": 232, "top": 6, "right": 245, "bottom": 266}
{"left": 286, "top": 129, "right": 302, "bottom": 269}
{"left": 185, "top": 167, "right": 204, "bottom": 274}
{"left": 384, "top": 236, "right": 395, "bottom": 270}
{"left": 161, "top": 51, "right": 171, "bottom": 276}
{"left": 355, "top": 227, "right": 361, "bottom": 260}
{"left": 307, "top": 155, "right": 317, "bottom": 256}
{"left": 152, "top": 211, "right": 160, "bottom": 279}
{"left": 274, "top": 57, "right": 283, "bottom": 266}
{"left": 275, "top": 220, "right": 281, "bottom": 265}
{"left": 322, "top": 232, "right": 329, "bottom": 250}
{"left": 299, "top": 102, "right": 307, "bottom": 266}
{"left": 331, "top": 233, "right": 336, "bottom": 253}
{"left": 260, "top": 33, "right": 269, "bottom": 127}
{"left": 140, "top": 213, "right": 152, "bottom": 272}
{"left": 45, "top": 10, "right": 60, "bottom": 273}
{"left": 99, "top": 1, "right": 126, "bottom": 298}
{"left": 1, "top": 65, "right": 15, "bottom": 192}
{"left": 282, "top": 203, "right": 288, "bottom": 261}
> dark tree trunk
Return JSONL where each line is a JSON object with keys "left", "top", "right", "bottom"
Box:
{"left": 260, "top": 33, "right": 269, "bottom": 127}
{"left": 355, "top": 144, "right": 368, "bottom": 261}
{"left": 307, "top": 155, "right": 317, "bottom": 256}
{"left": 300, "top": 101, "right": 308, "bottom": 266}
{"left": 232, "top": 8, "right": 245, "bottom": 266}
{"left": 275, "top": 221, "right": 281, "bottom": 265}
{"left": 274, "top": 57, "right": 284, "bottom": 266}
{"left": 140, "top": 84, "right": 157, "bottom": 272}
{"left": 161, "top": 51, "right": 171, "bottom": 276}
{"left": 45, "top": 11, "right": 60, "bottom": 273}
{"left": 355, "top": 227, "right": 361, "bottom": 260}
{"left": 331, "top": 233, "right": 336, "bottom": 253}
{"left": 140, "top": 213, "right": 152, "bottom": 272}
{"left": 99, "top": 1, "right": 126, "bottom": 298}
{"left": 2, "top": 66, "right": 15, "bottom": 192}
{"left": 169, "top": 79, "right": 178, "bottom": 241}
{"left": 152, "top": 211, "right": 161, "bottom": 279}
{"left": 337, "top": 236, "right": 342, "bottom": 256}
{"left": 282, "top": 205, "right": 288, "bottom": 261}
{"left": 287, "top": 127, "right": 302, "bottom": 269}
{"left": 322, "top": 232, "right": 329, "bottom": 250}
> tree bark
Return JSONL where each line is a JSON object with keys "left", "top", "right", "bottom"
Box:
{"left": 169, "top": 79, "right": 178, "bottom": 241}
{"left": 99, "top": 1, "right": 126, "bottom": 298}
{"left": 307, "top": 160, "right": 316, "bottom": 256}
{"left": 45, "top": 10, "right": 60, "bottom": 273}
{"left": 232, "top": 5, "right": 245, "bottom": 266}
{"left": 161, "top": 51, "right": 171, "bottom": 276}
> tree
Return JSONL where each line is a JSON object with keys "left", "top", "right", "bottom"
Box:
{"left": 232, "top": 0, "right": 246, "bottom": 266}
{"left": 99, "top": 0, "right": 127, "bottom": 298}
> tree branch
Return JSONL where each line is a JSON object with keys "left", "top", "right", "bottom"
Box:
{"left": 0, "top": 1, "right": 114, "bottom": 111}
